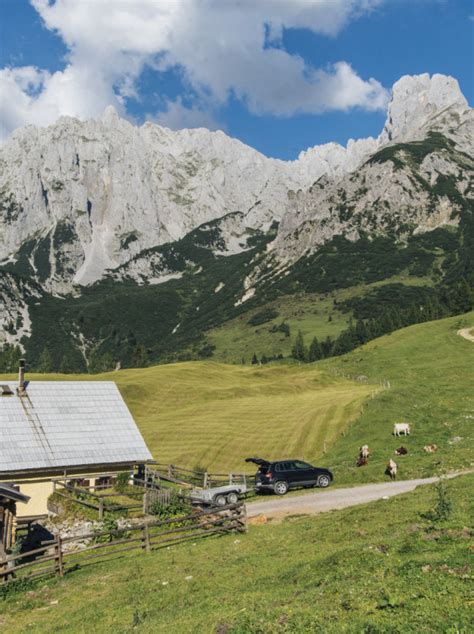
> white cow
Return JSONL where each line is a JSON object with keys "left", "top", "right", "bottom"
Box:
{"left": 393, "top": 423, "right": 411, "bottom": 437}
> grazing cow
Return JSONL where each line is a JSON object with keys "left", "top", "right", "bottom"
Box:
{"left": 395, "top": 446, "right": 408, "bottom": 456}
{"left": 385, "top": 459, "right": 397, "bottom": 480}
{"left": 356, "top": 444, "right": 370, "bottom": 467}
{"left": 424, "top": 444, "right": 438, "bottom": 453}
{"left": 393, "top": 423, "right": 411, "bottom": 437}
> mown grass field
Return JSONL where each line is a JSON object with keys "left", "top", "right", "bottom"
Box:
{"left": 3, "top": 364, "right": 374, "bottom": 474}
{"left": 2, "top": 311, "right": 472, "bottom": 483}
{"left": 2, "top": 473, "right": 472, "bottom": 633}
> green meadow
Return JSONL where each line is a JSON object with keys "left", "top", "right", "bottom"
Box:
{"left": 5, "top": 311, "right": 472, "bottom": 484}
{"left": 2, "top": 474, "right": 472, "bottom": 633}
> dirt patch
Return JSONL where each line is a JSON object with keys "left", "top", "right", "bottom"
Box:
{"left": 457, "top": 327, "right": 474, "bottom": 343}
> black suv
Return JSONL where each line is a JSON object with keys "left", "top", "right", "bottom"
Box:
{"left": 246, "top": 458, "right": 333, "bottom": 495}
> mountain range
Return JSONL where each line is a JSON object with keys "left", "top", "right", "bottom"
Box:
{"left": 0, "top": 73, "right": 472, "bottom": 371}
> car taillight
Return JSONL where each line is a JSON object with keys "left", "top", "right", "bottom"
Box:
{"left": 265, "top": 472, "right": 272, "bottom": 479}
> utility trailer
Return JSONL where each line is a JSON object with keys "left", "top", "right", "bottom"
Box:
{"left": 189, "top": 482, "right": 249, "bottom": 506}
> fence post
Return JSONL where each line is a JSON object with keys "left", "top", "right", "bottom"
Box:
{"left": 142, "top": 491, "right": 148, "bottom": 515}
{"left": 142, "top": 525, "right": 151, "bottom": 553}
{"left": 236, "top": 503, "right": 247, "bottom": 533}
{"left": 99, "top": 499, "right": 104, "bottom": 520}
{"left": 203, "top": 472, "right": 208, "bottom": 488}
{"left": 55, "top": 534, "right": 64, "bottom": 577}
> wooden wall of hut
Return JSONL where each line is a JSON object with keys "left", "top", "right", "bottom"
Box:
{"left": 0, "top": 500, "right": 17, "bottom": 553}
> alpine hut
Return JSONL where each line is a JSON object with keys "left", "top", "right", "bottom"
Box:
{"left": 0, "top": 361, "right": 152, "bottom": 517}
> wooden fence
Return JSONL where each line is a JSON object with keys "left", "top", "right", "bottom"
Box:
{"left": 51, "top": 479, "right": 145, "bottom": 519}
{"left": 149, "top": 464, "right": 252, "bottom": 489}
{"left": 0, "top": 502, "right": 246, "bottom": 586}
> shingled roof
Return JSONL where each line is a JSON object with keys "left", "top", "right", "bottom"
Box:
{"left": 0, "top": 381, "right": 152, "bottom": 473}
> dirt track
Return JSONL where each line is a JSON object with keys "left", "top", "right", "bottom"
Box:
{"left": 458, "top": 327, "right": 474, "bottom": 343}
{"left": 246, "top": 473, "right": 466, "bottom": 520}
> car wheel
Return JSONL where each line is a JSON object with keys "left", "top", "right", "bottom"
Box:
{"left": 214, "top": 494, "right": 227, "bottom": 506}
{"left": 317, "top": 475, "right": 331, "bottom": 488}
{"left": 274, "top": 481, "right": 289, "bottom": 495}
{"left": 226, "top": 491, "right": 239, "bottom": 504}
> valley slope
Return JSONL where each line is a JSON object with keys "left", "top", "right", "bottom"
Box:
{"left": 2, "top": 312, "right": 472, "bottom": 482}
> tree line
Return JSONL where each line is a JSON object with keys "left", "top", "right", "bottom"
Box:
{"left": 290, "top": 278, "right": 473, "bottom": 363}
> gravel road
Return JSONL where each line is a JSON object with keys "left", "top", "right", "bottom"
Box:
{"left": 246, "top": 473, "right": 466, "bottom": 519}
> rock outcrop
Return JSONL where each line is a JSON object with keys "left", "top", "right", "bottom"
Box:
{"left": 2, "top": 73, "right": 470, "bottom": 294}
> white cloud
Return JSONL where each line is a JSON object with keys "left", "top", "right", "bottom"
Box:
{"left": 0, "top": 0, "right": 389, "bottom": 139}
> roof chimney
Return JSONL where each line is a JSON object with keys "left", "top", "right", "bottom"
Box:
{"left": 18, "top": 359, "right": 26, "bottom": 395}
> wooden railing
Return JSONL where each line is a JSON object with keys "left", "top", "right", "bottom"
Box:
{"left": 149, "top": 464, "right": 253, "bottom": 489}
{"left": 51, "top": 479, "right": 144, "bottom": 519}
{"left": 0, "top": 503, "right": 246, "bottom": 586}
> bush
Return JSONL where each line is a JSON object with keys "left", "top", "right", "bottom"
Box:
{"left": 115, "top": 471, "right": 131, "bottom": 493}
{"left": 0, "top": 577, "right": 34, "bottom": 599}
{"left": 149, "top": 491, "right": 191, "bottom": 519}
{"left": 248, "top": 308, "right": 279, "bottom": 327}
{"left": 432, "top": 481, "right": 452, "bottom": 522}
{"left": 93, "top": 517, "right": 120, "bottom": 543}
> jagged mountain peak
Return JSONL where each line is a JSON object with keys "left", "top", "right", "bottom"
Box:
{"left": 0, "top": 73, "right": 471, "bottom": 295}
{"left": 380, "top": 73, "right": 470, "bottom": 144}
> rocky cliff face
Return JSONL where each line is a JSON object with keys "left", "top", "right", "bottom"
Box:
{"left": 0, "top": 272, "right": 42, "bottom": 350}
{"left": 253, "top": 74, "right": 473, "bottom": 286}
{"left": 0, "top": 73, "right": 472, "bottom": 363}
{"left": 3, "top": 73, "right": 470, "bottom": 293}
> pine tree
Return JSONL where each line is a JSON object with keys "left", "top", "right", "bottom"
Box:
{"left": 291, "top": 330, "right": 307, "bottom": 362}
{"left": 355, "top": 319, "right": 369, "bottom": 345}
{"left": 132, "top": 344, "right": 148, "bottom": 368}
{"left": 261, "top": 354, "right": 268, "bottom": 364}
{"left": 321, "top": 336, "right": 334, "bottom": 359}
{"left": 251, "top": 353, "right": 258, "bottom": 365}
{"left": 59, "top": 351, "right": 77, "bottom": 374}
{"left": 308, "top": 337, "right": 322, "bottom": 362}
{"left": 0, "top": 345, "right": 22, "bottom": 372}
{"left": 37, "top": 348, "right": 53, "bottom": 373}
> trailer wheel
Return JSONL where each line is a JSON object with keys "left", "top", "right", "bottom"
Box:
{"left": 214, "top": 494, "right": 227, "bottom": 506}
{"left": 226, "top": 491, "right": 239, "bottom": 504}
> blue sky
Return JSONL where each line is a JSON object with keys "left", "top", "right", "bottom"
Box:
{"left": 0, "top": 0, "right": 473, "bottom": 158}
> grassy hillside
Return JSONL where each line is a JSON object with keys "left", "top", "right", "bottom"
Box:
{"left": 2, "top": 473, "right": 472, "bottom": 633}
{"left": 3, "top": 363, "right": 373, "bottom": 474}
{"left": 2, "top": 312, "right": 472, "bottom": 482}
{"left": 205, "top": 275, "right": 434, "bottom": 363}
{"left": 322, "top": 311, "right": 474, "bottom": 483}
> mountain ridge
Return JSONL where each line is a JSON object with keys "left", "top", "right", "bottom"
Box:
{"left": 0, "top": 73, "right": 472, "bottom": 369}
{"left": 1, "top": 73, "right": 470, "bottom": 291}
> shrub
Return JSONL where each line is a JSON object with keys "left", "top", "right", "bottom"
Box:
{"left": 432, "top": 481, "right": 452, "bottom": 522}
{"left": 115, "top": 471, "right": 131, "bottom": 493}
{"left": 248, "top": 308, "right": 279, "bottom": 327}
{"left": 149, "top": 491, "right": 191, "bottom": 519}
{"left": 93, "top": 517, "right": 120, "bottom": 544}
